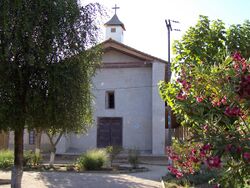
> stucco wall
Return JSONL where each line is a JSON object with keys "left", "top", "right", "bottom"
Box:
{"left": 67, "top": 66, "right": 153, "bottom": 153}
{"left": 152, "top": 61, "right": 166, "bottom": 155}
{"left": 102, "top": 50, "right": 144, "bottom": 63}
{"left": 105, "top": 26, "right": 124, "bottom": 43}
{"left": 9, "top": 130, "right": 51, "bottom": 152}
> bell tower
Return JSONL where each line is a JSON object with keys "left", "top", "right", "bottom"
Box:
{"left": 104, "top": 5, "right": 126, "bottom": 43}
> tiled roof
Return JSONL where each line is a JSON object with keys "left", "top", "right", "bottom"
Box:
{"left": 101, "top": 38, "right": 167, "bottom": 64}
{"left": 104, "top": 14, "right": 126, "bottom": 30}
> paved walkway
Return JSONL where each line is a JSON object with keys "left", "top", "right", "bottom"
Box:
{"left": 0, "top": 165, "right": 167, "bottom": 188}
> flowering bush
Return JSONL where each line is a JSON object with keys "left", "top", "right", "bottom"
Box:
{"left": 160, "top": 16, "right": 250, "bottom": 187}
{"left": 160, "top": 53, "right": 250, "bottom": 187}
{"left": 166, "top": 140, "right": 202, "bottom": 179}
{"left": 166, "top": 139, "right": 222, "bottom": 177}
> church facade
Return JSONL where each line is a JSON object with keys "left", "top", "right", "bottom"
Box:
{"left": 9, "top": 10, "right": 167, "bottom": 155}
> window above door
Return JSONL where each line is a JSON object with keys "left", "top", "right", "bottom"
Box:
{"left": 105, "top": 91, "right": 115, "bottom": 109}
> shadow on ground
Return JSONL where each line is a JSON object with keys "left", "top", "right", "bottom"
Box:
{"left": 36, "top": 165, "right": 166, "bottom": 188}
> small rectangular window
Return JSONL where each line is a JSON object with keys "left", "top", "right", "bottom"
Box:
{"left": 29, "top": 130, "right": 35, "bottom": 145}
{"left": 111, "top": 28, "right": 116, "bottom": 33}
{"left": 106, "top": 91, "right": 115, "bottom": 109}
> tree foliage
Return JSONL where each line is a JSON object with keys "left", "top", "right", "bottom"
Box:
{"left": 0, "top": 1, "right": 104, "bottom": 187}
{"left": 0, "top": 1, "right": 103, "bottom": 131}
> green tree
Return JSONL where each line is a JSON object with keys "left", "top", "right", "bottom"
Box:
{"left": 159, "top": 16, "right": 250, "bottom": 187}
{"left": 43, "top": 49, "right": 101, "bottom": 166}
{"left": 0, "top": 1, "right": 103, "bottom": 187}
{"left": 172, "top": 15, "right": 250, "bottom": 74}
{"left": 227, "top": 20, "right": 250, "bottom": 58}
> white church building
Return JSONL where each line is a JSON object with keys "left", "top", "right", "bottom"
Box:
{"left": 8, "top": 9, "right": 167, "bottom": 155}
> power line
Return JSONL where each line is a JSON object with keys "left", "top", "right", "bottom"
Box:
{"left": 92, "top": 84, "right": 159, "bottom": 91}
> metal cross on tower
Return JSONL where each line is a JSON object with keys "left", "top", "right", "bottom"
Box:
{"left": 112, "top": 4, "right": 120, "bottom": 14}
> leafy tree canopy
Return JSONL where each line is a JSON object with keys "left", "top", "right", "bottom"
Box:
{"left": 0, "top": 0, "right": 103, "bottom": 132}
{"left": 172, "top": 15, "right": 250, "bottom": 74}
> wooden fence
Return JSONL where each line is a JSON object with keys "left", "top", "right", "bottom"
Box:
{"left": 0, "top": 131, "right": 9, "bottom": 150}
{"left": 165, "top": 126, "right": 189, "bottom": 146}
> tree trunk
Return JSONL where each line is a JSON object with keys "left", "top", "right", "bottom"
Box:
{"left": 35, "top": 129, "right": 42, "bottom": 156}
{"left": 46, "top": 131, "right": 63, "bottom": 166}
{"left": 11, "top": 129, "right": 24, "bottom": 188}
{"left": 49, "top": 146, "right": 56, "bottom": 166}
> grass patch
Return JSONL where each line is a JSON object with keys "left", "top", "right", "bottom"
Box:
{"left": 0, "top": 150, "right": 42, "bottom": 170}
{"left": 0, "top": 150, "right": 13, "bottom": 170}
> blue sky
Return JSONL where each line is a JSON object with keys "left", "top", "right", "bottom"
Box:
{"left": 81, "top": 0, "right": 250, "bottom": 60}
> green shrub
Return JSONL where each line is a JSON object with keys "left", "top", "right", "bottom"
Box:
{"left": 0, "top": 150, "right": 14, "bottom": 169}
{"left": 128, "top": 149, "right": 140, "bottom": 169}
{"left": 76, "top": 149, "right": 108, "bottom": 171}
{"left": 0, "top": 150, "right": 43, "bottom": 170}
{"left": 106, "top": 146, "right": 122, "bottom": 166}
{"left": 23, "top": 150, "right": 42, "bottom": 167}
{"left": 187, "top": 168, "right": 220, "bottom": 186}
{"left": 163, "top": 168, "right": 220, "bottom": 187}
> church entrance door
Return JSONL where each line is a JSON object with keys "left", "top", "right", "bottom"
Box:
{"left": 97, "top": 117, "right": 123, "bottom": 148}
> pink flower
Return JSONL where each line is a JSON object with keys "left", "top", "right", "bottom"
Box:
{"left": 181, "top": 80, "right": 187, "bottom": 86}
{"left": 241, "top": 59, "right": 247, "bottom": 72}
{"left": 238, "top": 75, "right": 250, "bottom": 99}
{"left": 190, "top": 156, "right": 199, "bottom": 163}
{"left": 167, "top": 166, "right": 184, "bottom": 179}
{"left": 225, "top": 144, "right": 233, "bottom": 152}
{"left": 214, "top": 184, "right": 221, "bottom": 188}
{"left": 202, "top": 143, "right": 212, "bottom": 151}
{"left": 211, "top": 100, "right": 221, "bottom": 107}
{"left": 206, "top": 156, "right": 221, "bottom": 168}
{"left": 169, "top": 153, "right": 179, "bottom": 161}
{"left": 224, "top": 106, "right": 241, "bottom": 117}
{"left": 191, "top": 149, "right": 197, "bottom": 155}
{"left": 237, "top": 146, "right": 242, "bottom": 153}
{"left": 232, "top": 52, "right": 242, "bottom": 62}
{"left": 175, "top": 171, "right": 184, "bottom": 179}
{"left": 221, "top": 96, "right": 227, "bottom": 105}
{"left": 200, "top": 144, "right": 211, "bottom": 157}
{"left": 177, "top": 79, "right": 191, "bottom": 91}
{"left": 243, "top": 152, "right": 250, "bottom": 162}
{"left": 203, "top": 124, "right": 209, "bottom": 131}
{"left": 200, "top": 150, "right": 206, "bottom": 157}
{"left": 196, "top": 96, "right": 204, "bottom": 103}
{"left": 176, "top": 91, "right": 187, "bottom": 100}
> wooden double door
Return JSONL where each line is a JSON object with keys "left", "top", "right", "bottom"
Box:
{"left": 97, "top": 117, "right": 122, "bottom": 148}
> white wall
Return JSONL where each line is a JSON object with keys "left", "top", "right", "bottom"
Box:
{"left": 152, "top": 61, "right": 166, "bottom": 155}
{"left": 69, "top": 66, "right": 153, "bottom": 153}
{"left": 105, "top": 26, "right": 124, "bottom": 43}
{"left": 56, "top": 50, "right": 166, "bottom": 155}
{"left": 9, "top": 130, "right": 51, "bottom": 152}
{"left": 102, "top": 50, "right": 144, "bottom": 63}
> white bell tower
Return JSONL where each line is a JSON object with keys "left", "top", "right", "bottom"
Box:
{"left": 104, "top": 5, "right": 126, "bottom": 43}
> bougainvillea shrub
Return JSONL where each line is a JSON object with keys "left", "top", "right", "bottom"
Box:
{"left": 160, "top": 16, "right": 250, "bottom": 187}
{"left": 160, "top": 52, "right": 250, "bottom": 187}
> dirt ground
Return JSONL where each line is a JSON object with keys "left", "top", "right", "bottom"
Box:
{"left": 0, "top": 165, "right": 167, "bottom": 188}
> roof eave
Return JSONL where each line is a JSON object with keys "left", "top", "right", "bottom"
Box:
{"left": 101, "top": 39, "right": 167, "bottom": 64}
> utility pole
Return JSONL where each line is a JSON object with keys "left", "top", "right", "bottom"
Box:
{"left": 165, "top": 19, "right": 180, "bottom": 80}
{"left": 165, "top": 19, "right": 180, "bottom": 145}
